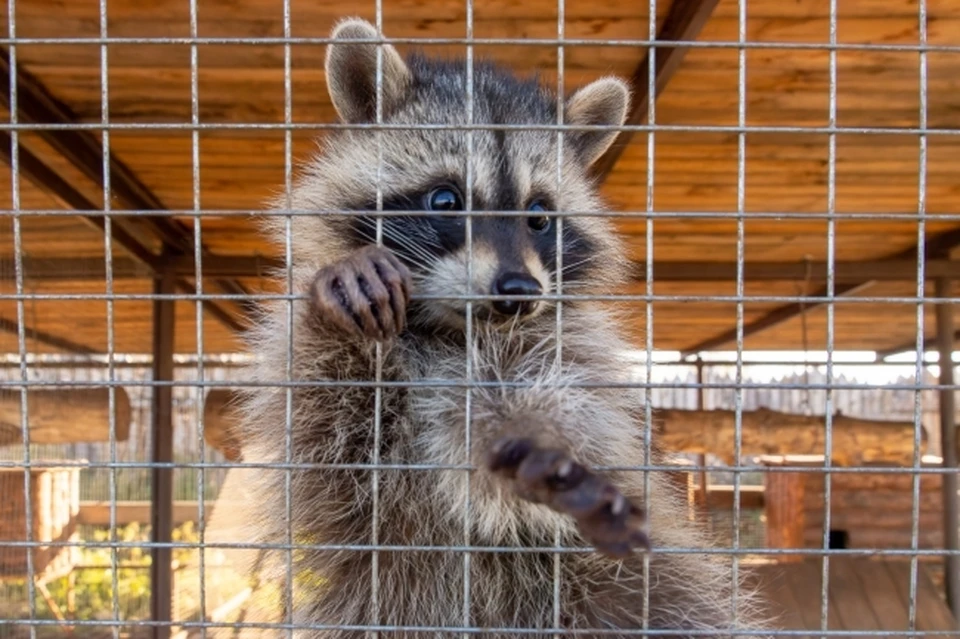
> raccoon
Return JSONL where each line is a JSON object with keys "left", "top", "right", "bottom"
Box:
{"left": 235, "top": 16, "right": 771, "bottom": 639}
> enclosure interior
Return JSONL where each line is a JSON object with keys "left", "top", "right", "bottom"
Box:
{"left": 1, "top": 0, "right": 959, "bottom": 636}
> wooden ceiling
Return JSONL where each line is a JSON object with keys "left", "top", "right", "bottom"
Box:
{"left": 1, "top": 0, "right": 959, "bottom": 356}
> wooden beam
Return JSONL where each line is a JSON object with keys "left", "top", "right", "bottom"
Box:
{"left": 1, "top": 132, "right": 161, "bottom": 270}
{"left": 0, "top": 315, "right": 96, "bottom": 355}
{"left": 590, "top": 0, "right": 721, "bottom": 181}
{"left": 653, "top": 407, "right": 925, "bottom": 466}
{"left": 0, "top": 47, "right": 253, "bottom": 330}
{"left": 681, "top": 225, "right": 960, "bottom": 357}
{"left": 0, "top": 49, "right": 181, "bottom": 248}
{"left": 678, "top": 280, "right": 873, "bottom": 357}
{"left": 0, "top": 133, "right": 245, "bottom": 336}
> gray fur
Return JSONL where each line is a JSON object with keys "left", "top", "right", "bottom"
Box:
{"left": 235, "top": 16, "right": 772, "bottom": 639}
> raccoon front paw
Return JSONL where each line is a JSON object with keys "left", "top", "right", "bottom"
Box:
{"left": 487, "top": 437, "right": 650, "bottom": 558}
{"left": 309, "top": 245, "right": 412, "bottom": 341}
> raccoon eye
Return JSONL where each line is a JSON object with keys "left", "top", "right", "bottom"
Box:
{"left": 426, "top": 187, "right": 463, "bottom": 212}
{"left": 527, "top": 200, "right": 552, "bottom": 233}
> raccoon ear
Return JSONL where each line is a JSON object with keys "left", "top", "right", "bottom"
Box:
{"left": 325, "top": 18, "right": 412, "bottom": 124}
{"left": 563, "top": 77, "right": 631, "bottom": 167}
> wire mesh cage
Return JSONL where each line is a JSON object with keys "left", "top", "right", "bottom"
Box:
{"left": 1, "top": 0, "right": 959, "bottom": 637}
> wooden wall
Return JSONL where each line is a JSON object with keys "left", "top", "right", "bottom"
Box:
{"left": 761, "top": 465, "right": 947, "bottom": 552}
{"left": 0, "top": 466, "right": 81, "bottom": 577}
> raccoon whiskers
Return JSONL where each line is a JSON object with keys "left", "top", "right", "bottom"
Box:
{"left": 356, "top": 224, "right": 440, "bottom": 272}
{"left": 555, "top": 253, "right": 601, "bottom": 277}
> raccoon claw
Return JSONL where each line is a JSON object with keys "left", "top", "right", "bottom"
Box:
{"left": 309, "top": 245, "right": 412, "bottom": 341}
{"left": 487, "top": 437, "right": 650, "bottom": 559}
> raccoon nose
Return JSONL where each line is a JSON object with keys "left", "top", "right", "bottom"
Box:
{"left": 491, "top": 272, "right": 542, "bottom": 317}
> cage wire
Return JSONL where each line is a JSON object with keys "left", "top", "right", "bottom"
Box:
{"left": 1, "top": 0, "right": 958, "bottom": 637}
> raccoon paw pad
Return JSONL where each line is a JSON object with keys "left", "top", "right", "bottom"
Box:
{"left": 486, "top": 437, "right": 650, "bottom": 558}
{"left": 310, "top": 245, "right": 412, "bottom": 340}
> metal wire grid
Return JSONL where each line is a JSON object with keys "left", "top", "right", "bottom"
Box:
{"left": 1, "top": 0, "right": 956, "bottom": 637}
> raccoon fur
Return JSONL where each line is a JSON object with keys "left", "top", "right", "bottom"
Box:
{"left": 235, "top": 16, "right": 772, "bottom": 639}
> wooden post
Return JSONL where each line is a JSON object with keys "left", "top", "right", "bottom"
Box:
{"left": 763, "top": 460, "right": 806, "bottom": 563}
{"left": 935, "top": 277, "right": 960, "bottom": 623}
{"left": 695, "top": 358, "right": 709, "bottom": 511}
{"left": 150, "top": 267, "right": 176, "bottom": 639}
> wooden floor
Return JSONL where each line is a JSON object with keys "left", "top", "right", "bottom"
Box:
{"left": 754, "top": 557, "right": 958, "bottom": 636}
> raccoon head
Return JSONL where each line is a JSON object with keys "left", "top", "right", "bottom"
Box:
{"left": 292, "top": 17, "right": 632, "bottom": 333}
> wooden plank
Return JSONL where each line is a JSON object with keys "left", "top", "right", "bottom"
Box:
{"left": 827, "top": 557, "right": 883, "bottom": 632}
{"left": 592, "top": 0, "right": 721, "bottom": 180}
{"left": 703, "top": 484, "right": 765, "bottom": 510}
{"left": 0, "top": 127, "right": 246, "bottom": 339}
{"left": 851, "top": 558, "right": 913, "bottom": 631}
{"left": 782, "top": 559, "right": 844, "bottom": 632}
{"left": 884, "top": 559, "right": 959, "bottom": 632}
{"left": 749, "top": 563, "right": 809, "bottom": 636}
{"left": 0, "top": 278, "right": 242, "bottom": 355}
{"left": 914, "top": 562, "right": 960, "bottom": 632}
{"left": 0, "top": 47, "right": 254, "bottom": 333}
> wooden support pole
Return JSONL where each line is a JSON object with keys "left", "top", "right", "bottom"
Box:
{"left": 150, "top": 267, "right": 176, "bottom": 639}
{"left": 763, "top": 460, "right": 806, "bottom": 563}
{"left": 694, "top": 358, "right": 709, "bottom": 511}
{"left": 935, "top": 277, "right": 960, "bottom": 624}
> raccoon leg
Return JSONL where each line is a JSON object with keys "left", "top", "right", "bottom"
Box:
{"left": 486, "top": 437, "right": 650, "bottom": 558}
{"left": 308, "top": 245, "right": 412, "bottom": 341}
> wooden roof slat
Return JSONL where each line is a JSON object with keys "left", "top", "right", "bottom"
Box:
{"left": 0, "top": 131, "right": 247, "bottom": 336}
{"left": 591, "top": 0, "right": 721, "bottom": 181}
{"left": 825, "top": 557, "right": 884, "bottom": 631}
{"left": 0, "top": 131, "right": 161, "bottom": 270}
{"left": 850, "top": 557, "right": 913, "bottom": 630}
{"left": 884, "top": 559, "right": 959, "bottom": 631}
{"left": 0, "top": 46, "right": 253, "bottom": 336}
{"left": 1, "top": 0, "right": 958, "bottom": 355}
{"left": 752, "top": 558, "right": 958, "bottom": 633}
